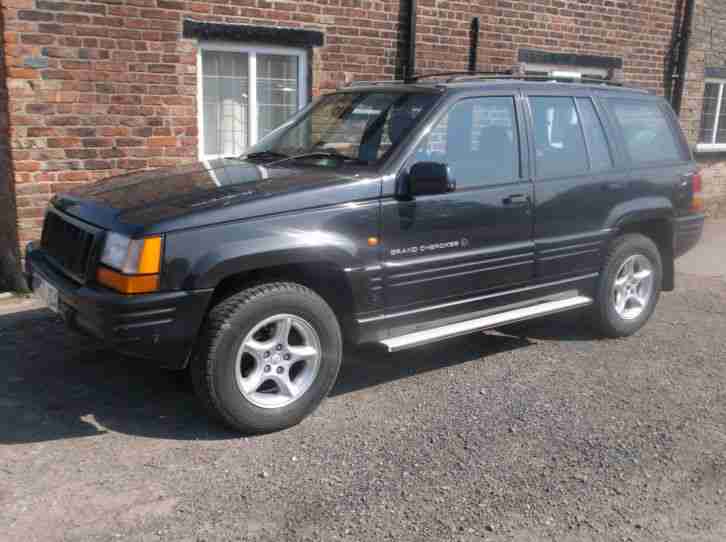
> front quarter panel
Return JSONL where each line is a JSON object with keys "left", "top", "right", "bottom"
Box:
{"left": 162, "top": 199, "right": 382, "bottom": 315}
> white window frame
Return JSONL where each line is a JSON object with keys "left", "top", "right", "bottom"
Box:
{"left": 196, "top": 41, "right": 308, "bottom": 160}
{"left": 696, "top": 78, "right": 726, "bottom": 153}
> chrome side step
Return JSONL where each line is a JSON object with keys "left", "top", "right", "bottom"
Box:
{"left": 381, "top": 296, "right": 593, "bottom": 352}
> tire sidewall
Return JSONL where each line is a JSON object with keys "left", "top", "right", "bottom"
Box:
{"left": 211, "top": 289, "right": 341, "bottom": 432}
{"left": 598, "top": 235, "right": 662, "bottom": 336}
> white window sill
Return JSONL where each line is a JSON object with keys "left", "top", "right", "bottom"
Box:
{"left": 695, "top": 143, "right": 726, "bottom": 153}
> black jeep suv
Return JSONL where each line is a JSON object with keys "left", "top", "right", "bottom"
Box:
{"left": 27, "top": 76, "right": 705, "bottom": 433}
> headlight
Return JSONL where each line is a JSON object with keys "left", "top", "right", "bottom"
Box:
{"left": 100, "top": 233, "right": 132, "bottom": 271}
{"left": 97, "top": 233, "right": 163, "bottom": 294}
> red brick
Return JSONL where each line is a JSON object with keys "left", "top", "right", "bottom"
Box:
{"left": 148, "top": 136, "right": 177, "bottom": 147}
{"left": 47, "top": 137, "right": 82, "bottom": 148}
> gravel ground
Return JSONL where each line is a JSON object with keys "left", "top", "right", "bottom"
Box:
{"left": 1, "top": 227, "right": 725, "bottom": 542}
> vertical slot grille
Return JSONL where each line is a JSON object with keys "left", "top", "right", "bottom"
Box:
{"left": 41, "top": 211, "right": 95, "bottom": 282}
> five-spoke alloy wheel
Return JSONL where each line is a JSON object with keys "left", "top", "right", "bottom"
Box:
{"left": 192, "top": 282, "right": 342, "bottom": 434}
{"left": 591, "top": 233, "right": 662, "bottom": 338}
{"left": 612, "top": 254, "right": 654, "bottom": 321}
{"left": 236, "top": 314, "right": 322, "bottom": 409}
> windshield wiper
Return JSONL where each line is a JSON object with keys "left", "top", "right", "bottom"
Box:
{"left": 242, "top": 150, "right": 289, "bottom": 161}
{"left": 274, "top": 150, "right": 367, "bottom": 165}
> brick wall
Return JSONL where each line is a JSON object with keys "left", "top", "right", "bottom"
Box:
{"left": 1, "top": 0, "right": 409, "bottom": 247}
{"left": 682, "top": 0, "right": 726, "bottom": 216}
{"left": 416, "top": 0, "right": 683, "bottom": 95}
{"left": 1, "top": 0, "right": 724, "bottom": 260}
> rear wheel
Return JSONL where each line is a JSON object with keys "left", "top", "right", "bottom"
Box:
{"left": 590, "top": 233, "right": 662, "bottom": 337}
{"left": 191, "top": 282, "right": 342, "bottom": 433}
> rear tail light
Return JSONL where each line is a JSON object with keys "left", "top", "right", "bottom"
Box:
{"left": 690, "top": 171, "right": 704, "bottom": 213}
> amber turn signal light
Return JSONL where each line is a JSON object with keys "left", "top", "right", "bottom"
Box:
{"left": 97, "top": 266, "right": 160, "bottom": 295}
{"left": 690, "top": 171, "right": 704, "bottom": 213}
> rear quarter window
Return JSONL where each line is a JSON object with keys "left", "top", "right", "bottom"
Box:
{"left": 606, "top": 98, "right": 686, "bottom": 165}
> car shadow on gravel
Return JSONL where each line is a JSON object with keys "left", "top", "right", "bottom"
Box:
{"left": 1, "top": 307, "right": 532, "bottom": 445}
{"left": 495, "top": 311, "right": 601, "bottom": 342}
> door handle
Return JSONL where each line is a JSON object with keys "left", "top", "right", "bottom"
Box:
{"left": 503, "top": 194, "right": 529, "bottom": 206}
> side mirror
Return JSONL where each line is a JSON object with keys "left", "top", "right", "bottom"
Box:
{"left": 404, "top": 162, "right": 455, "bottom": 197}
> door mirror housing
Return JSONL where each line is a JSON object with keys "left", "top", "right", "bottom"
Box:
{"left": 402, "top": 162, "right": 455, "bottom": 198}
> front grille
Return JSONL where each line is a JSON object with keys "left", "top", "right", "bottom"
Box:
{"left": 41, "top": 211, "right": 96, "bottom": 282}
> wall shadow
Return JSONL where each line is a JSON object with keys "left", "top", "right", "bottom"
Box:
{"left": 0, "top": 7, "right": 24, "bottom": 292}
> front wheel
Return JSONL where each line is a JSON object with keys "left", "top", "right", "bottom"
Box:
{"left": 191, "top": 282, "right": 342, "bottom": 434}
{"left": 590, "top": 233, "right": 662, "bottom": 338}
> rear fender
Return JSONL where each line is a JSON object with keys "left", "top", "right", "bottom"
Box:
{"left": 607, "top": 197, "right": 675, "bottom": 291}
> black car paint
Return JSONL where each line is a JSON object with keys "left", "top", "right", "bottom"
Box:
{"left": 27, "top": 81, "right": 705, "bottom": 368}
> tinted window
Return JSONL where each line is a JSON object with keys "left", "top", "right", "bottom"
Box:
{"left": 411, "top": 96, "right": 519, "bottom": 188}
{"left": 608, "top": 99, "right": 684, "bottom": 164}
{"left": 530, "top": 97, "right": 588, "bottom": 178}
{"left": 576, "top": 98, "right": 613, "bottom": 172}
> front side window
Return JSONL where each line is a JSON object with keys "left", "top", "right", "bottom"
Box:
{"left": 698, "top": 80, "right": 726, "bottom": 147}
{"left": 410, "top": 96, "right": 520, "bottom": 188}
{"left": 607, "top": 99, "right": 684, "bottom": 165}
{"left": 246, "top": 91, "right": 439, "bottom": 166}
{"left": 199, "top": 45, "right": 306, "bottom": 159}
{"left": 530, "top": 96, "right": 589, "bottom": 178}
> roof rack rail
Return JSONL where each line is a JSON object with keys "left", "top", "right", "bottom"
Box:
{"left": 340, "top": 79, "right": 406, "bottom": 88}
{"left": 410, "top": 71, "right": 624, "bottom": 87}
{"left": 410, "top": 70, "right": 513, "bottom": 82}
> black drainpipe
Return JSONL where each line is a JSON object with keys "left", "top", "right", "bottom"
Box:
{"left": 672, "top": 0, "right": 695, "bottom": 115}
{"left": 468, "top": 17, "right": 480, "bottom": 73}
{"left": 405, "top": 0, "right": 417, "bottom": 82}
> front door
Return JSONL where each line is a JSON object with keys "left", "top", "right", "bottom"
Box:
{"left": 381, "top": 94, "right": 535, "bottom": 329}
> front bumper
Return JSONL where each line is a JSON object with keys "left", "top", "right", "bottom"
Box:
{"left": 674, "top": 213, "right": 705, "bottom": 258}
{"left": 26, "top": 243, "right": 213, "bottom": 370}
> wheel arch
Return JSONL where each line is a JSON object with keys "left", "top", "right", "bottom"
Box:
{"left": 614, "top": 214, "right": 674, "bottom": 291}
{"left": 207, "top": 260, "right": 357, "bottom": 337}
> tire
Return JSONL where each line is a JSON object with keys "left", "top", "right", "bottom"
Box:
{"left": 590, "top": 233, "right": 662, "bottom": 338}
{"left": 191, "top": 282, "right": 342, "bottom": 434}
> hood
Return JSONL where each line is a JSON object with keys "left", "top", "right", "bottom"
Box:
{"left": 52, "top": 159, "right": 379, "bottom": 236}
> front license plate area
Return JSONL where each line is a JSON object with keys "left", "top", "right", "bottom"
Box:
{"left": 33, "top": 274, "right": 59, "bottom": 314}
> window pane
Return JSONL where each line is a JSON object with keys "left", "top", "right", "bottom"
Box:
{"left": 531, "top": 97, "right": 588, "bottom": 178}
{"left": 608, "top": 99, "right": 683, "bottom": 164}
{"left": 411, "top": 97, "right": 519, "bottom": 188}
{"left": 202, "top": 50, "right": 249, "bottom": 156}
{"left": 699, "top": 82, "right": 720, "bottom": 143}
{"left": 576, "top": 98, "right": 613, "bottom": 172}
{"left": 257, "top": 54, "right": 299, "bottom": 139}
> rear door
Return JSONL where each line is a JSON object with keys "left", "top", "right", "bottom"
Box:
{"left": 524, "top": 90, "right": 630, "bottom": 281}
{"left": 380, "top": 92, "right": 534, "bottom": 319}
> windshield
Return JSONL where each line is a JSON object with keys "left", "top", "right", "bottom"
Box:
{"left": 243, "top": 91, "right": 440, "bottom": 166}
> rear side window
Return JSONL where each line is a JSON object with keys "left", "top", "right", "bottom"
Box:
{"left": 530, "top": 97, "right": 589, "bottom": 178}
{"left": 607, "top": 99, "right": 684, "bottom": 165}
{"left": 576, "top": 98, "right": 613, "bottom": 172}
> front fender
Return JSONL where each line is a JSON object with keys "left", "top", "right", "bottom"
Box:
{"left": 162, "top": 203, "right": 380, "bottom": 292}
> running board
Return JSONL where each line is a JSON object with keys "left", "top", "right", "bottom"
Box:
{"left": 381, "top": 296, "right": 593, "bottom": 352}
